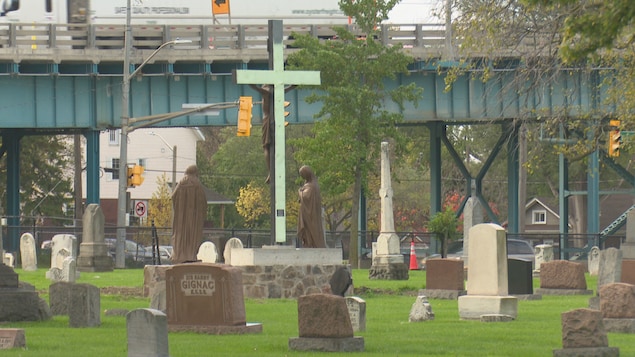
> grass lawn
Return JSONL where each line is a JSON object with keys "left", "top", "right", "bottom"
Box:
{"left": 3, "top": 268, "right": 634, "bottom": 356}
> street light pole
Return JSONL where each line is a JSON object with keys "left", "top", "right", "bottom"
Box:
{"left": 148, "top": 131, "right": 177, "bottom": 190}
{"left": 115, "top": 0, "right": 191, "bottom": 268}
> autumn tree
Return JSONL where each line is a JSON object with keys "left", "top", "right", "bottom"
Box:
{"left": 427, "top": 205, "right": 460, "bottom": 258}
{"left": 147, "top": 173, "right": 172, "bottom": 229}
{"left": 287, "top": 0, "right": 422, "bottom": 267}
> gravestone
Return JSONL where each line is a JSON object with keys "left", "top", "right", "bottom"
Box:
{"left": 409, "top": 295, "right": 435, "bottom": 322}
{"left": 49, "top": 281, "right": 73, "bottom": 316}
{"left": 330, "top": 266, "right": 353, "bottom": 296}
{"left": 223, "top": 237, "right": 243, "bottom": 265}
{"left": 144, "top": 265, "right": 171, "bottom": 312}
{"left": 19, "top": 233, "right": 37, "bottom": 271}
{"left": 345, "top": 296, "right": 366, "bottom": 332}
{"left": 77, "top": 204, "right": 113, "bottom": 272}
{"left": 369, "top": 142, "right": 407, "bottom": 280}
{"left": 533, "top": 244, "right": 553, "bottom": 276}
{"left": 46, "top": 234, "right": 79, "bottom": 281}
{"left": 0, "top": 264, "right": 51, "bottom": 322}
{"left": 462, "top": 193, "right": 483, "bottom": 265}
{"left": 165, "top": 263, "right": 261, "bottom": 334}
{"left": 508, "top": 258, "right": 537, "bottom": 298}
{"left": 127, "top": 308, "right": 169, "bottom": 357}
{"left": 196, "top": 241, "right": 218, "bottom": 263}
{"left": 590, "top": 248, "right": 623, "bottom": 309}
{"left": 553, "top": 308, "right": 618, "bottom": 357}
{"left": 289, "top": 294, "right": 364, "bottom": 352}
{"left": 62, "top": 256, "right": 77, "bottom": 283}
{"left": 0, "top": 329, "right": 26, "bottom": 349}
{"left": 3, "top": 252, "right": 14, "bottom": 267}
{"left": 600, "top": 283, "right": 635, "bottom": 333}
{"left": 587, "top": 246, "right": 601, "bottom": 276}
{"left": 458, "top": 223, "right": 518, "bottom": 320}
{"left": 69, "top": 283, "right": 100, "bottom": 328}
{"left": 420, "top": 258, "right": 466, "bottom": 299}
{"left": 537, "top": 260, "right": 592, "bottom": 295}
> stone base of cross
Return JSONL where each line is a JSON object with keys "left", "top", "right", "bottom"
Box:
{"left": 234, "top": 20, "right": 321, "bottom": 244}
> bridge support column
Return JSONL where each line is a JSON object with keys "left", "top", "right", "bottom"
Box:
{"left": 506, "top": 122, "right": 520, "bottom": 234}
{"left": 84, "top": 130, "right": 100, "bottom": 205}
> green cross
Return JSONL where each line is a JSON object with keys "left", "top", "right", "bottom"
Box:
{"left": 234, "top": 20, "right": 321, "bottom": 243}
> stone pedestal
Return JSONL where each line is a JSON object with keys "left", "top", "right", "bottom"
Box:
{"left": 230, "top": 246, "right": 342, "bottom": 266}
{"left": 0, "top": 265, "right": 50, "bottom": 322}
{"left": 368, "top": 262, "right": 408, "bottom": 280}
{"left": 457, "top": 295, "right": 518, "bottom": 320}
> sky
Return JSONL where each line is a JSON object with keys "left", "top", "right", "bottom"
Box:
{"left": 387, "top": 0, "right": 443, "bottom": 24}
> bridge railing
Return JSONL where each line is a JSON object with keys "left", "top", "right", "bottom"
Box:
{"left": 0, "top": 22, "right": 448, "bottom": 61}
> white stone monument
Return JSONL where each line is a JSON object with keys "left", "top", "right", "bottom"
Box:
{"left": 223, "top": 237, "right": 243, "bottom": 265}
{"left": 587, "top": 246, "right": 600, "bottom": 276}
{"left": 533, "top": 244, "right": 553, "bottom": 275}
{"left": 458, "top": 223, "right": 518, "bottom": 320}
{"left": 196, "top": 241, "right": 218, "bottom": 263}
{"left": 19, "top": 233, "right": 37, "bottom": 271}
{"left": 368, "top": 142, "right": 407, "bottom": 280}
{"left": 46, "top": 234, "right": 79, "bottom": 281}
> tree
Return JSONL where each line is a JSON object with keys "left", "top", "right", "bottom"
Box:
{"left": 235, "top": 182, "right": 270, "bottom": 228}
{"left": 522, "top": 0, "right": 635, "bottom": 62}
{"left": 0, "top": 135, "right": 74, "bottom": 225}
{"left": 427, "top": 205, "right": 459, "bottom": 258}
{"left": 147, "top": 173, "right": 172, "bottom": 230}
{"left": 287, "top": 0, "right": 422, "bottom": 268}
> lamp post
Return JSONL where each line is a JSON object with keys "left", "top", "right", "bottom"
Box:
{"left": 115, "top": 0, "right": 191, "bottom": 268}
{"left": 148, "top": 131, "right": 177, "bottom": 190}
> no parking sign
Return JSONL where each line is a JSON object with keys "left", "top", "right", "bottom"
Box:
{"left": 134, "top": 200, "right": 148, "bottom": 218}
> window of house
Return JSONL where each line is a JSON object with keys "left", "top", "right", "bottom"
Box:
{"left": 112, "top": 158, "right": 120, "bottom": 180}
{"left": 532, "top": 210, "right": 546, "bottom": 224}
{"left": 109, "top": 129, "right": 120, "bottom": 145}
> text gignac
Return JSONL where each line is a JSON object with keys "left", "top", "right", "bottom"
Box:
{"left": 180, "top": 273, "right": 216, "bottom": 296}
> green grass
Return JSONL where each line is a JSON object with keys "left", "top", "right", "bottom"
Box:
{"left": 2, "top": 268, "right": 633, "bottom": 356}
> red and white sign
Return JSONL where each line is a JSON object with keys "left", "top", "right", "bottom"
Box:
{"left": 134, "top": 200, "right": 148, "bottom": 218}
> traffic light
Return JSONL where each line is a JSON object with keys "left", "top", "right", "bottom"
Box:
{"left": 237, "top": 96, "right": 252, "bottom": 136}
{"left": 130, "top": 164, "right": 145, "bottom": 187}
{"left": 608, "top": 119, "right": 621, "bottom": 158}
{"left": 126, "top": 166, "right": 134, "bottom": 187}
{"left": 284, "top": 100, "right": 290, "bottom": 126}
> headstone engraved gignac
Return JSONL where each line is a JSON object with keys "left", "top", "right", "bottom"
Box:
{"left": 166, "top": 264, "right": 246, "bottom": 326}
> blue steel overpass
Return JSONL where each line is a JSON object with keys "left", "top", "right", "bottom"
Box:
{"left": 0, "top": 22, "right": 625, "bottom": 254}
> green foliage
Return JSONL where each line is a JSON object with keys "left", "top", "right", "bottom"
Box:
{"left": 235, "top": 182, "right": 270, "bottom": 228}
{"left": 147, "top": 173, "right": 172, "bottom": 228}
{"left": 0, "top": 135, "right": 74, "bottom": 224}
{"left": 338, "top": 0, "right": 400, "bottom": 34}
{"left": 427, "top": 206, "right": 459, "bottom": 258}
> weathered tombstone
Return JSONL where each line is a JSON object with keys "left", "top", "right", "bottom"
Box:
{"left": 458, "top": 223, "right": 518, "bottom": 320}
{"left": 165, "top": 263, "right": 261, "bottom": 334}
{"left": 127, "top": 308, "right": 169, "bottom": 357}
{"left": 144, "top": 265, "right": 171, "bottom": 312}
{"left": 598, "top": 247, "right": 623, "bottom": 291}
{"left": 462, "top": 192, "right": 483, "bottom": 265}
{"left": 599, "top": 283, "right": 635, "bottom": 333}
{"left": 3, "top": 253, "right": 14, "bottom": 268}
{"left": 409, "top": 295, "right": 435, "bottom": 322}
{"left": 508, "top": 258, "right": 536, "bottom": 297}
{"left": 49, "top": 281, "right": 73, "bottom": 316}
{"left": 222, "top": 237, "right": 243, "bottom": 265}
{"left": 553, "top": 308, "right": 618, "bottom": 357}
{"left": 533, "top": 244, "right": 553, "bottom": 275}
{"left": 330, "top": 266, "right": 353, "bottom": 296}
{"left": 0, "top": 329, "right": 26, "bottom": 349}
{"left": 0, "top": 263, "right": 50, "bottom": 322}
{"left": 62, "top": 256, "right": 77, "bottom": 283}
{"left": 345, "top": 296, "right": 366, "bottom": 332}
{"left": 77, "top": 204, "right": 113, "bottom": 272}
{"left": 68, "top": 283, "right": 100, "bottom": 328}
{"left": 537, "top": 260, "right": 592, "bottom": 295}
{"left": 196, "top": 241, "right": 218, "bottom": 263}
{"left": 368, "top": 142, "right": 407, "bottom": 280}
{"left": 587, "top": 246, "right": 600, "bottom": 276}
{"left": 19, "top": 233, "right": 37, "bottom": 271}
{"left": 622, "top": 210, "right": 635, "bottom": 285}
{"left": 289, "top": 294, "right": 364, "bottom": 352}
{"left": 46, "top": 234, "right": 79, "bottom": 281}
{"left": 420, "top": 259, "right": 466, "bottom": 299}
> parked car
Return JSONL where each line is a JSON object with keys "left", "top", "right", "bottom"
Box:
{"left": 144, "top": 245, "right": 173, "bottom": 265}
{"left": 105, "top": 238, "right": 147, "bottom": 263}
{"left": 423, "top": 239, "right": 535, "bottom": 268}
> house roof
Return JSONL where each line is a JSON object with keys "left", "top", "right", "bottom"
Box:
{"left": 202, "top": 185, "right": 234, "bottom": 205}
{"left": 526, "top": 197, "right": 559, "bottom": 219}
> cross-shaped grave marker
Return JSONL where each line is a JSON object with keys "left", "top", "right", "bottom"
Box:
{"left": 234, "top": 20, "right": 321, "bottom": 244}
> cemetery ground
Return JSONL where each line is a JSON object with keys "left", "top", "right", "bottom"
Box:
{"left": 4, "top": 269, "right": 635, "bottom": 356}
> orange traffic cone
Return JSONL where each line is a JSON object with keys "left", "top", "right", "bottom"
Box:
{"left": 409, "top": 240, "right": 418, "bottom": 270}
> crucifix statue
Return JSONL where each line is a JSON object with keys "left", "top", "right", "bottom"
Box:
{"left": 234, "top": 20, "right": 321, "bottom": 244}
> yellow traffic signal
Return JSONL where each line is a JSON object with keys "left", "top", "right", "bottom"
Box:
{"left": 126, "top": 166, "right": 134, "bottom": 187}
{"left": 237, "top": 96, "right": 253, "bottom": 137}
{"left": 608, "top": 119, "right": 621, "bottom": 158}
{"left": 130, "top": 165, "right": 145, "bottom": 187}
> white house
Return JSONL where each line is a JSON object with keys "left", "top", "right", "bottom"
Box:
{"left": 87, "top": 127, "right": 205, "bottom": 225}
